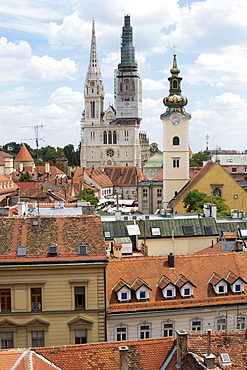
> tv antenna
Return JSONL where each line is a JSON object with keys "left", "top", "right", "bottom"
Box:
{"left": 21, "top": 124, "right": 44, "bottom": 159}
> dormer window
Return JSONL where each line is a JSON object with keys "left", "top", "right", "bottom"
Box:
{"left": 112, "top": 279, "right": 132, "bottom": 303}
{"left": 175, "top": 275, "right": 195, "bottom": 298}
{"left": 226, "top": 271, "right": 246, "bottom": 294}
{"left": 131, "top": 278, "right": 151, "bottom": 302}
{"left": 158, "top": 276, "right": 176, "bottom": 300}
{"left": 208, "top": 273, "right": 228, "bottom": 295}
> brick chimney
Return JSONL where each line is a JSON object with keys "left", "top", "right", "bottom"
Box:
{"left": 204, "top": 329, "right": 215, "bottom": 369}
{"left": 176, "top": 330, "right": 188, "bottom": 367}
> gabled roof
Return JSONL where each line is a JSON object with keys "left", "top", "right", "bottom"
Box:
{"left": 0, "top": 151, "right": 13, "bottom": 166}
{"left": 85, "top": 168, "right": 113, "bottom": 188}
{"left": 143, "top": 152, "right": 163, "bottom": 168}
{"left": 107, "top": 252, "right": 247, "bottom": 313}
{"left": 225, "top": 270, "right": 246, "bottom": 284}
{"left": 112, "top": 278, "right": 132, "bottom": 292}
{"left": 131, "top": 277, "right": 151, "bottom": 291}
{"left": 14, "top": 144, "right": 34, "bottom": 162}
{"left": 175, "top": 274, "right": 196, "bottom": 288}
{"left": 208, "top": 272, "right": 226, "bottom": 285}
{"left": 169, "top": 161, "right": 215, "bottom": 209}
{"left": 104, "top": 166, "right": 147, "bottom": 186}
{"left": 35, "top": 337, "right": 175, "bottom": 370}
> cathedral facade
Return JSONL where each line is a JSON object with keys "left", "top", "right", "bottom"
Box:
{"left": 80, "top": 16, "right": 148, "bottom": 169}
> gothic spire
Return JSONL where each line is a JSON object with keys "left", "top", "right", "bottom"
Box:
{"left": 118, "top": 15, "right": 137, "bottom": 71}
{"left": 86, "top": 19, "right": 102, "bottom": 80}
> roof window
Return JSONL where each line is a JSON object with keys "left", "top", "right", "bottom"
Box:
{"left": 151, "top": 227, "right": 161, "bottom": 236}
{"left": 78, "top": 244, "right": 88, "bottom": 256}
{"left": 219, "top": 353, "right": 231, "bottom": 366}
{"left": 104, "top": 231, "right": 111, "bottom": 238}
{"left": 17, "top": 246, "right": 27, "bottom": 257}
{"left": 48, "top": 245, "right": 58, "bottom": 256}
{"left": 182, "top": 225, "right": 194, "bottom": 236}
{"left": 204, "top": 225, "right": 213, "bottom": 235}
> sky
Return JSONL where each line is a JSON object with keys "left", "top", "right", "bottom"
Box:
{"left": 0, "top": 0, "right": 247, "bottom": 153}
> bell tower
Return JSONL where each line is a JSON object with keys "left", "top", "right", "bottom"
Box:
{"left": 160, "top": 49, "right": 191, "bottom": 209}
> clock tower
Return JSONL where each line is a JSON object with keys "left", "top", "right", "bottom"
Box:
{"left": 160, "top": 50, "right": 191, "bottom": 209}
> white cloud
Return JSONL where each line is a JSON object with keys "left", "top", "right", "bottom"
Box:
{"left": 0, "top": 37, "right": 31, "bottom": 58}
{"left": 142, "top": 78, "right": 166, "bottom": 91}
{"left": 24, "top": 56, "right": 78, "bottom": 81}
{"left": 49, "top": 87, "right": 83, "bottom": 105}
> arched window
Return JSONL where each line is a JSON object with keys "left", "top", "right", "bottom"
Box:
{"left": 173, "top": 80, "right": 178, "bottom": 89}
{"left": 91, "top": 101, "right": 95, "bottom": 118}
{"left": 120, "top": 83, "right": 123, "bottom": 92}
{"left": 103, "top": 131, "right": 107, "bottom": 144}
{"left": 108, "top": 131, "right": 112, "bottom": 144}
{"left": 173, "top": 136, "right": 180, "bottom": 145}
{"left": 113, "top": 131, "right": 117, "bottom": 144}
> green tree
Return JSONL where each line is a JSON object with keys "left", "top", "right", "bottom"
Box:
{"left": 76, "top": 188, "right": 99, "bottom": 206}
{"left": 183, "top": 189, "right": 231, "bottom": 216}
{"left": 189, "top": 151, "right": 209, "bottom": 167}
{"left": 149, "top": 142, "right": 161, "bottom": 154}
{"left": 19, "top": 172, "right": 33, "bottom": 181}
{"left": 39, "top": 145, "right": 58, "bottom": 163}
{"left": 63, "top": 144, "right": 80, "bottom": 166}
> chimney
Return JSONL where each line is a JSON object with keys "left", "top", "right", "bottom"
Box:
{"left": 45, "top": 162, "right": 50, "bottom": 173}
{"left": 168, "top": 253, "right": 174, "bottom": 268}
{"left": 113, "top": 243, "right": 122, "bottom": 258}
{"left": 32, "top": 163, "right": 35, "bottom": 172}
{"left": 119, "top": 346, "right": 128, "bottom": 370}
{"left": 176, "top": 330, "right": 188, "bottom": 367}
{"left": 204, "top": 329, "right": 215, "bottom": 369}
{"left": 19, "top": 163, "right": 23, "bottom": 172}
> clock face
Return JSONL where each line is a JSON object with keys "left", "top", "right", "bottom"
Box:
{"left": 171, "top": 116, "right": 180, "bottom": 126}
{"left": 90, "top": 81, "right": 95, "bottom": 86}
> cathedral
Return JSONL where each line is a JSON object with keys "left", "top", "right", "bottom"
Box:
{"left": 80, "top": 15, "right": 149, "bottom": 169}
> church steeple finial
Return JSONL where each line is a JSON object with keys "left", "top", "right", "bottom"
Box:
{"left": 161, "top": 49, "right": 191, "bottom": 118}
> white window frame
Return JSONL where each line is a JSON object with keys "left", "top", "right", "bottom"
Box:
{"left": 191, "top": 319, "right": 203, "bottom": 331}
{"left": 117, "top": 286, "right": 131, "bottom": 302}
{"left": 163, "top": 283, "right": 176, "bottom": 299}
{"left": 236, "top": 315, "right": 246, "bottom": 329}
{"left": 173, "top": 157, "right": 180, "bottom": 168}
{"left": 115, "top": 325, "right": 127, "bottom": 341}
{"left": 216, "top": 317, "right": 227, "bottom": 331}
{"left": 231, "top": 278, "right": 244, "bottom": 294}
{"left": 180, "top": 282, "right": 194, "bottom": 298}
{"left": 136, "top": 286, "right": 149, "bottom": 301}
{"left": 163, "top": 321, "right": 174, "bottom": 337}
{"left": 139, "top": 323, "right": 151, "bottom": 339}
{"left": 214, "top": 281, "right": 227, "bottom": 295}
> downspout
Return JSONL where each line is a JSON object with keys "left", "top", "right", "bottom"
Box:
{"left": 172, "top": 229, "right": 176, "bottom": 255}
{"left": 104, "top": 265, "right": 107, "bottom": 341}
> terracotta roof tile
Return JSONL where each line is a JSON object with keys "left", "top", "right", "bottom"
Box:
{"left": 35, "top": 337, "right": 175, "bottom": 370}
{"left": 107, "top": 252, "right": 247, "bottom": 313}
{"left": 104, "top": 166, "right": 147, "bottom": 186}
{"left": 131, "top": 277, "right": 151, "bottom": 291}
{"left": 112, "top": 278, "right": 132, "bottom": 292}
{"left": 208, "top": 272, "right": 224, "bottom": 285}
{"left": 85, "top": 168, "right": 113, "bottom": 188}
{"left": 14, "top": 145, "right": 34, "bottom": 162}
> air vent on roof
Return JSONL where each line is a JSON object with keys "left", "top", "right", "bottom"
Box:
{"left": 118, "top": 346, "right": 129, "bottom": 351}
{"left": 78, "top": 244, "right": 88, "bottom": 256}
{"left": 48, "top": 245, "right": 58, "bottom": 256}
{"left": 17, "top": 246, "right": 27, "bottom": 257}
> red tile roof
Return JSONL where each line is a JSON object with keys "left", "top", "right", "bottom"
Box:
{"left": 104, "top": 167, "right": 147, "bottom": 186}
{"left": 85, "top": 168, "right": 113, "bottom": 188}
{"left": 107, "top": 252, "right": 247, "bottom": 313}
{"left": 0, "top": 151, "right": 13, "bottom": 166}
{"left": 35, "top": 337, "right": 175, "bottom": 370}
{"left": 14, "top": 145, "right": 34, "bottom": 162}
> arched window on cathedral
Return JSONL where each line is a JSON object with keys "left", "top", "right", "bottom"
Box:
{"left": 120, "top": 83, "right": 123, "bottom": 92}
{"left": 173, "top": 136, "right": 180, "bottom": 146}
{"left": 108, "top": 131, "right": 112, "bottom": 144}
{"left": 91, "top": 101, "right": 95, "bottom": 118}
{"left": 113, "top": 131, "right": 117, "bottom": 144}
{"left": 103, "top": 131, "right": 107, "bottom": 144}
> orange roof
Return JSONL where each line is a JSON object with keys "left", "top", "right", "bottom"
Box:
{"left": 14, "top": 144, "right": 34, "bottom": 162}
{"left": 153, "top": 169, "right": 163, "bottom": 180}
{"left": 35, "top": 337, "right": 175, "bottom": 370}
{"left": 107, "top": 252, "right": 247, "bottom": 313}
{"left": 0, "top": 151, "right": 13, "bottom": 166}
{"left": 85, "top": 168, "right": 113, "bottom": 188}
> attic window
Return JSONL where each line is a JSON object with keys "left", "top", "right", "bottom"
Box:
{"left": 78, "top": 245, "right": 88, "bottom": 256}
{"left": 48, "top": 245, "right": 58, "bottom": 256}
{"left": 151, "top": 227, "right": 161, "bottom": 236}
{"left": 182, "top": 225, "right": 194, "bottom": 236}
{"left": 204, "top": 225, "right": 213, "bottom": 235}
{"left": 104, "top": 231, "right": 111, "bottom": 238}
{"left": 17, "top": 246, "right": 26, "bottom": 257}
{"left": 239, "top": 228, "right": 247, "bottom": 238}
{"left": 220, "top": 353, "right": 231, "bottom": 366}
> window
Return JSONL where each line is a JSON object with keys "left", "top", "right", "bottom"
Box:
{"left": 106, "top": 149, "right": 114, "bottom": 157}
{"left": 113, "top": 131, "right": 117, "bottom": 144}
{"left": 75, "top": 287, "right": 85, "bottom": 309}
{"left": 182, "top": 225, "right": 194, "bottom": 236}
{"left": 1, "top": 332, "right": 13, "bottom": 349}
{"left": 104, "top": 231, "right": 111, "bottom": 238}
{"left": 151, "top": 227, "right": 161, "bottom": 236}
{"left": 91, "top": 101, "right": 95, "bottom": 118}
{"left": 191, "top": 319, "right": 202, "bottom": 331}
{"left": 166, "top": 289, "right": 173, "bottom": 297}
{"left": 139, "top": 324, "right": 150, "bottom": 339}
{"left": 32, "top": 331, "right": 44, "bottom": 347}
{"left": 103, "top": 131, "right": 107, "bottom": 144}
{"left": 143, "top": 189, "right": 148, "bottom": 197}
{"left": 235, "top": 284, "right": 241, "bottom": 292}
{"left": 125, "top": 131, "right": 128, "bottom": 141}
{"left": 108, "top": 131, "right": 112, "bottom": 144}
{"left": 232, "top": 167, "right": 237, "bottom": 172}
{"left": 173, "top": 158, "right": 180, "bottom": 168}
{"left": 157, "top": 201, "right": 162, "bottom": 209}
{"left": 236, "top": 316, "right": 246, "bottom": 329}
{"left": 173, "top": 136, "right": 180, "bottom": 145}
{"left": 0, "top": 289, "right": 11, "bottom": 312}
{"left": 121, "top": 292, "right": 127, "bottom": 300}
{"left": 143, "top": 200, "right": 148, "bottom": 209}
{"left": 78, "top": 244, "right": 88, "bottom": 256}
{"left": 163, "top": 322, "right": 174, "bottom": 337}
{"left": 184, "top": 288, "right": 191, "bottom": 296}
{"left": 75, "top": 329, "right": 87, "bottom": 344}
{"left": 139, "top": 291, "right": 146, "bottom": 299}
{"left": 204, "top": 225, "right": 213, "bottom": 235}
{"left": 218, "top": 285, "right": 225, "bottom": 294}
{"left": 157, "top": 189, "right": 162, "bottom": 197}
{"left": 216, "top": 317, "right": 227, "bottom": 330}
{"left": 212, "top": 187, "right": 222, "bottom": 197}
{"left": 31, "top": 288, "right": 42, "bottom": 311}
{"left": 172, "top": 80, "right": 178, "bottom": 89}
{"left": 116, "top": 326, "right": 127, "bottom": 341}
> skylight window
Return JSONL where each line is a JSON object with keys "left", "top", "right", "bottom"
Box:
{"left": 220, "top": 353, "right": 231, "bottom": 366}
{"left": 78, "top": 244, "right": 88, "bottom": 256}
{"left": 151, "top": 227, "right": 161, "bottom": 236}
{"left": 48, "top": 245, "right": 58, "bottom": 256}
{"left": 17, "top": 246, "right": 26, "bottom": 257}
{"left": 104, "top": 231, "right": 111, "bottom": 238}
{"left": 204, "top": 225, "right": 213, "bottom": 235}
{"left": 182, "top": 225, "right": 194, "bottom": 236}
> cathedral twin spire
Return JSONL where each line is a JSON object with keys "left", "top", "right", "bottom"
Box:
{"left": 86, "top": 19, "right": 102, "bottom": 81}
